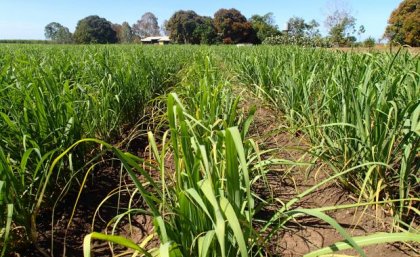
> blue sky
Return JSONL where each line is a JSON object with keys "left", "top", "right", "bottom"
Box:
{"left": 0, "top": 0, "right": 402, "bottom": 40}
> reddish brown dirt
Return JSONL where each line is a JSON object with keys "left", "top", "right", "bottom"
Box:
{"left": 11, "top": 129, "right": 154, "bottom": 257}
{"left": 13, "top": 166, "right": 135, "bottom": 256}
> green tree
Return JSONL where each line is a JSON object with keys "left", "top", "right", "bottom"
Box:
{"left": 288, "top": 17, "right": 307, "bottom": 37}
{"left": 287, "top": 17, "right": 320, "bottom": 38}
{"left": 113, "top": 22, "right": 134, "bottom": 43}
{"left": 324, "top": 8, "right": 357, "bottom": 46}
{"left": 120, "top": 22, "right": 134, "bottom": 43}
{"left": 262, "top": 17, "right": 322, "bottom": 47}
{"left": 112, "top": 23, "right": 123, "bottom": 42}
{"left": 161, "top": 19, "right": 169, "bottom": 36}
{"left": 249, "top": 13, "right": 281, "bottom": 43}
{"left": 384, "top": 0, "right": 419, "bottom": 47}
{"left": 44, "top": 22, "right": 73, "bottom": 43}
{"left": 363, "top": 36, "right": 376, "bottom": 47}
{"left": 194, "top": 16, "right": 218, "bottom": 44}
{"left": 166, "top": 10, "right": 201, "bottom": 44}
{"left": 214, "top": 8, "right": 257, "bottom": 44}
{"left": 74, "top": 15, "right": 117, "bottom": 44}
{"left": 166, "top": 11, "right": 218, "bottom": 44}
{"left": 133, "top": 12, "right": 160, "bottom": 38}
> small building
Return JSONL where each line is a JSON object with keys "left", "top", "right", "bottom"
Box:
{"left": 158, "top": 36, "right": 171, "bottom": 45}
{"left": 141, "top": 36, "right": 171, "bottom": 45}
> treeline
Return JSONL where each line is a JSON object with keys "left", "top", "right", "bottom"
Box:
{"left": 44, "top": 9, "right": 365, "bottom": 47}
{"left": 0, "top": 40, "right": 52, "bottom": 44}
{"left": 44, "top": 13, "right": 161, "bottom": 44}
{"left": 44, "top": 0, "right": 419, "bottom": 47}
{"left": 45, "top": 9, "right": 284, "bottom": 45}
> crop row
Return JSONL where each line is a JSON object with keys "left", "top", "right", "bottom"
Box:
{"left": 227, "top": 46, "right": 419, "bottom": 224}
{"left": 0, "top": 45, "right": 418, "bottom": 256}
{"left": 0, "top": 44, "right": 198, "bottom": 253}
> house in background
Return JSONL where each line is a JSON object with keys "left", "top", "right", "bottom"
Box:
{"left": 141, "top": 36, "right": 171, "bottom": 45}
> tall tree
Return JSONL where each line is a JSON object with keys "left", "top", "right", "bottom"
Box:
{"left": 112, "top": 22, "right": 134, "bottom": 43}
{"left": 44, "top": 22, "right": 73, "bottom": 43}
{"left": 194, "top": 16, "right": 218, "bottom": 44}
{"left": 384, "top": 0, "right": 419, "bottom": 47}
{"left": 214, "top": 8, "right": 257, "bottom": 44}
{"left": 166, "top": 11, "right": 218, "bottom": 44}
{"left": 74, "top": 15, "right": 117, "bottom": 44}
{"left": 133, "top": 12, "right": 160, "bottom": 38}
{"left": 166, "top": 10, "right": 200, "bottom": 44}
{"left": 357, "top": 25, "right": 366, "bottom": 41}
{"left": 161, "top": 20, "right": 169, "bottom": 36}
{"left": 112, "top": 23, "right": 123, "bottom": 42}
{"left": 287, "top": 17, "right": 320, "bottom": 38}
{"left": 306, "top": 19, "right": 321, "bottom": 38}
{"left": 249, "top": 13, "right": 281, "bottom": 43}
{"left": 287, "top": 17, "right": 307, "bottom": 37}
{"left": 324, "top": 1, "right": 358, "bottom": 46}
{"left": 120, "top": 22, "right": 134, "bottom": 43}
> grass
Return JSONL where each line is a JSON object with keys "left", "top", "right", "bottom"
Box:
{"left": 229, "top": 46, "right": 419, "bottom": 226}
{"left": 0, "top": 44, "right": 418, "bottom": 256}
{"left": 0, "top": 44, "right": 193, "bottom": 253}
{"left": 82, "top": 50, "right": 419, "bottom": 256}
{"left": 82, "top": 54, "right": 267, "bottom": 256}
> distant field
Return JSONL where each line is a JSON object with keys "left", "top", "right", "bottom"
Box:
{"left": 0, "top": 39, "right": 52, "bottom": 44}
{"left": 331, "top": 45, "right": 420, "bottom": 54}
